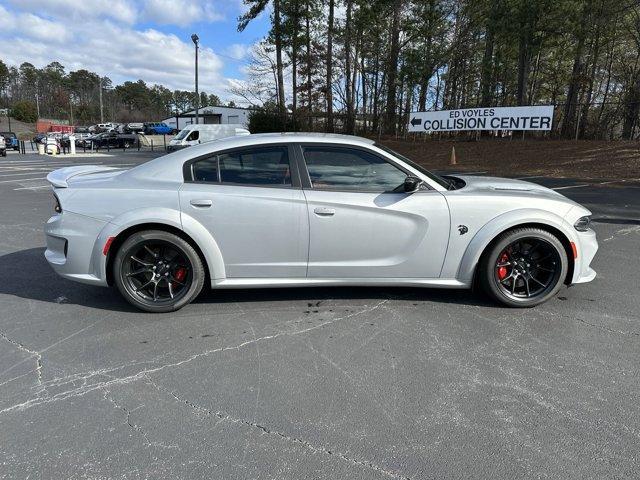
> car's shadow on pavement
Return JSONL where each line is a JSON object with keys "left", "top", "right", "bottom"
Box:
{"left": 0, "top": 247, "right": 139, "bottom": 313}
{"left": 1, "top": 247, "right": 495, "bottom": 312}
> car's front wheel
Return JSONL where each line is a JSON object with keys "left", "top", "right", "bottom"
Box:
{"left": 479, "top": 227, "right": 568, "bottom": 307}
{"left": 113, "top": 230, "right": 205, "bottom": 312}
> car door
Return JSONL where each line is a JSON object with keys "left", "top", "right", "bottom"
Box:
{"left": 298, "top": 144, "right": 450, "bottom": 278}
{"left": 179, "top": 144, "right": 309, "bottom": 278}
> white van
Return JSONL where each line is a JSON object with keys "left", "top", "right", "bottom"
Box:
{"left": 167, "top": 124, "right": 250, "bottom": 152}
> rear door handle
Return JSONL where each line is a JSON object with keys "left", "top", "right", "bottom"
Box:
{"left": 190, "top": 199, "right": 212, "bottom": 208}
{"left": 314, "top": 207, "right": 335, "bottom": 216}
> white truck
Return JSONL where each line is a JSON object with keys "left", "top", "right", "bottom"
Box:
{"left": 167, "top": 124, "right": 250, "bottom": 152}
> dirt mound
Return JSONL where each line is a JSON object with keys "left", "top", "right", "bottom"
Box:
{"left": 0, "top": 117, "right": 36, "bottom": 138}
{"left": 379, "top": 137, "right": 640, "bottom": 180}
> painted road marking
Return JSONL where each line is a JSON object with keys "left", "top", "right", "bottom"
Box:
{"left": 0, "top": 177, "right": 47, "bottom": 183}
{"left": 0, "top": 172, "right": 59, "bottom": 177}
{"left": 14, "top": 185, "right": 51, "bottom": 191}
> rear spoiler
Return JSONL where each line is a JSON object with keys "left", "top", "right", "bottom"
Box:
{"left": 46, "top": 165, "right": 124, "bottom": 188}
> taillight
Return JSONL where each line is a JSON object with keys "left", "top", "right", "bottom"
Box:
{"left": 53, "top": 193, "right": 62, "bottom": 213}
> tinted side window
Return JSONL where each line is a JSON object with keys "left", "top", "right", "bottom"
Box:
{"left": 302, "top": 146, "right": 407, "bottom": 192}
{"left": 218, "top": 147, "right": 291, "bottom": 186}
{"left": 191, "top": 146, "right": 292, "bottom": 186}
{"left": 192, "top": 157, "right": 219, "bottom": 182}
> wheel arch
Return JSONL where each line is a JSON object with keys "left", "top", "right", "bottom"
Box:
{"left": 105, "top": 222, "right": 212, "bottom": 286}
{"left": 471, "top": 222, "right": 575, "bottom": 289}
{"left": 457, "top": 210, "right": 577, "bottom": 287}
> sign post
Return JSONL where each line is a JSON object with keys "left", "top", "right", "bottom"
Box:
{"left": 408, "top": 106, "right": 554, "bottom": 133}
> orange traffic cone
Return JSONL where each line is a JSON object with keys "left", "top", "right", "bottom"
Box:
{"left": 449, "top": 146, "right": 457, "bottom": 165}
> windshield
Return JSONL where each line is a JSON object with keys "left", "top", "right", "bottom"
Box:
{"left": 174, "top": 129, "right": 191, "bottom": 140}
{"left": 374, "top": 143, "right": 451, "bottom": 189}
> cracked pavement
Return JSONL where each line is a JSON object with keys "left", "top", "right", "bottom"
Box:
{"left": 1, "top": 152, "right": 639, "bottom": 479}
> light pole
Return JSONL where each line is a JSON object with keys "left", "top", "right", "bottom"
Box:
{"left": 191, "top": 33, "right": 199, "bottom": 125}
{"left": 99, "top": 77, "right": 104, "bottom": 123}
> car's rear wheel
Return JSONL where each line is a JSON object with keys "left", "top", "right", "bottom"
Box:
{"left": 479, "top": 228, "right": 568, "bottom": 307}
{"left": 113, "top": 230, "right": 204, "bottom": 312}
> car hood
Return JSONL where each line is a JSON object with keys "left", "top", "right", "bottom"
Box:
{"left": 452, "top": 175, "right": 567, "bottom": 200}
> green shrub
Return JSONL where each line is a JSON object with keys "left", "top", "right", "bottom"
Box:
{"left": 10, "top": 101, "right": 38, "bottom": 123}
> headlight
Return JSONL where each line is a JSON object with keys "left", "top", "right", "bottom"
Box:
{"left": 574, "top": 215, "right": 591, "bottom": 231}
{"left": 53, "top": 193, "right": 62, "bottom": 213}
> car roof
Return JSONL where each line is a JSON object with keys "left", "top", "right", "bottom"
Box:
{"left": 125, "top": 132, "right": 376, "bottom": 183}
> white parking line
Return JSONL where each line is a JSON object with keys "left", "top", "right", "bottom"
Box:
{"left": 0, "top": 177, "right": 47, "bottom": 184}
{"left": 0, "top": 172, "right": 56, "bottom": 177}
{"left": 0, "top": 165, "right": 79, "bottom": 171}
{"left": 0, "top": 165, "right": 89, "bottom": 171}
{"left": 14, "top": 185, "right": 51, "bottom": 191}
{"left": 552, "top": 184, "right": 590, "bottom": 190}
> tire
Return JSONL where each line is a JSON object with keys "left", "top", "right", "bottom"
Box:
{"left": 113, "top": 230, "right": 205, "bottom": 313}
{"left": 479, "top": 227, "right": 568, "bottom": 307}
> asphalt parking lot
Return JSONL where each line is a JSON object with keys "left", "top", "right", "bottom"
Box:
{"left": 1, "top": 150, "right": 639, "bottom": 479}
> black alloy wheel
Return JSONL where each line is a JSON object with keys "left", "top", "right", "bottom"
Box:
{"left": 114, "top": 230, "right": 205, "bottom": 312}
{"left": 480, "top": 228, "right": 568, "bottom": 307}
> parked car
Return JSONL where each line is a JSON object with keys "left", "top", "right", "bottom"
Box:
{"left": 124, "top": 122, "right": 144, "bottom": 133}
{"left": 144, "top": 122, "right": 172, "bottom": 135}
{"left": 44, "top": 133, "right": 598, "bottom": 313}
{"left": 73, "top": 133, "right": 93, "bottom": 145}
{"left": 89, "top": 132, "right": 138, "bottom": 149}
{"left": 74, "top": 126, "right": 90, "bottom": 134}
{"left": 91, "top": 123, "right": 117, "bottom": 133}
{"left": 167, "top": 124, "right": 250, "bottom": 152}
{"left": 0, "top": 135, "right": 6, "bottom": 157}
{"left": 33, "top": 133, "right": 47, "bottom": 144}
{"left": 0, "top": 132, "right": 19, "bottom": 151}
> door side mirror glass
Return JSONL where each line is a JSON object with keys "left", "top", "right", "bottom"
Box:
{"left": 403, "top": 176, "right": 423, "bottom": 193}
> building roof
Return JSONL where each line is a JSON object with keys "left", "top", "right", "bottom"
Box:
{"left": 177, "top": 105, "right": 254, "bottom": 117}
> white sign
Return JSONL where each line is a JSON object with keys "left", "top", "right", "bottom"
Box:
{"left": 408, "top": 105, "right": 554, "bottom": 132}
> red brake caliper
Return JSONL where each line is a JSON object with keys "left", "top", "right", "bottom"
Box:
{"left": 497, "top": 252, "right": 509, "bottom": 280}
{"left": 172, "top": 267, "right": 187, "bottom": 287}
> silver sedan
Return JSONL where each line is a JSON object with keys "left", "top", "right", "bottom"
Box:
{"left": 44, "top": 133, "right": 598, "bottom": 312}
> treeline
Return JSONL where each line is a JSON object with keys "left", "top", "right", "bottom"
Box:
{"left": 0, "top": 60, "right": 226, "bottom": 125}
{"left": 238, "top": 0, "right": 640, "bottom": 139}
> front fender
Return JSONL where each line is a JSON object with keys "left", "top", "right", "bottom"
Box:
{"left": 89, "top": 207, "right": 226, "bottom": 284}
{"left": 454, "top": 208, "right": 578, "bottom": 285}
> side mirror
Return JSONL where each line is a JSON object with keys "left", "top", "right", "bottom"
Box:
{"left": 403, "top": 176, "right": 422, "bottom": 193}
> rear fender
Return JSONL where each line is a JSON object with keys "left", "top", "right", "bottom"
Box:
{"left": 90, "top": 207, "right": 226, "bottom": 284}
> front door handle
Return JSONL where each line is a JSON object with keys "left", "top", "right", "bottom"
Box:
{"left": 314, "top": 207, "right": 335, "bottom": 216}
{"left": 190, "top": 199, "right": 212, "bottom": 208}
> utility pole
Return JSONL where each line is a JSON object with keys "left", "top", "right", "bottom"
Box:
{"left": 99, "top": 77, "right": 104, "bottom": 123}
{"left": 35, "top": 80, "right": 40, "bottom": 119}
{"left": 191, "top": 34, "right": 199, "bottom": 125}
